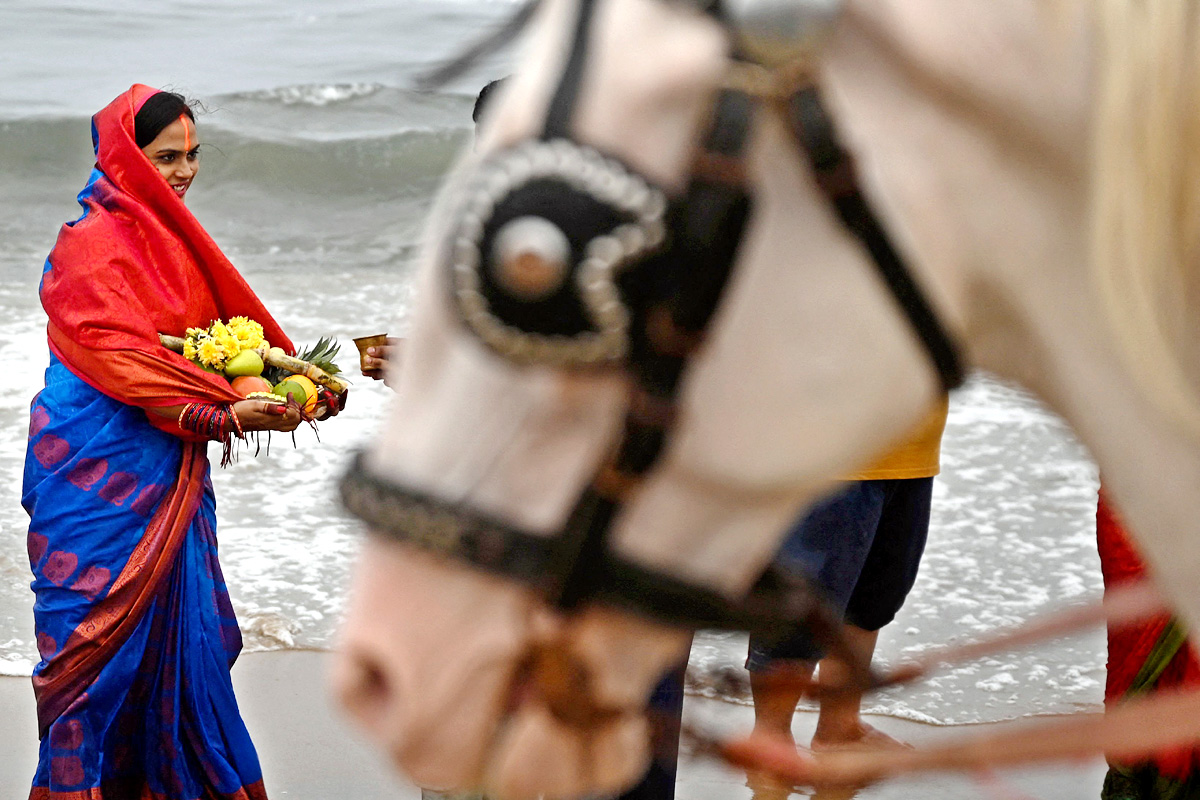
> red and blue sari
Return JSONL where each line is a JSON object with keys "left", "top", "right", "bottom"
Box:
{"left": 23, "top": 85, "right": 294, "bottom": 800}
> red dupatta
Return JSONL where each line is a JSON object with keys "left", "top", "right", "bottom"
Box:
{"left": 40, "top": 84, "right": 293, "bottom": 436}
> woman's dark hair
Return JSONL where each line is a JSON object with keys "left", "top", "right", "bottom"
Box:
{"left": 134, "top": 91, "right": 195, "bottom": 148}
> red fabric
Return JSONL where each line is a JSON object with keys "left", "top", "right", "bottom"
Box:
{"left": 1097, "top": 488, "right": 1200, "bottom": 780}
{"left": 40, "top": 84, "right": 293, "bottom": 437}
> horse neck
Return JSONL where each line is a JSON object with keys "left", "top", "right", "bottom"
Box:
{"left": 819, "top": 0, "right": 1094, "bottom": 352}
{"left": 833, "top": 0, "right": 1200, "bottom": 433}
{"left": 825, "top": 0, "right": 1200, "bottom": 640}
{"left": 837, "top": 0, "right": 1093, "bottom": 158}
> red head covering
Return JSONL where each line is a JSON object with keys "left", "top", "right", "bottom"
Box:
{"left": 40, "top": 84, "right": 294, "bottom": 436}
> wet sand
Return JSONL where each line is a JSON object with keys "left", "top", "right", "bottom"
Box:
{"left": 0, "top": 651, "right": 415, "bottom": 800}
{"left": 682, "top": 695, "right": 1108, "bottom": 800}
{"left": 0, "top": 650, "right": 1106, "bottom": 799}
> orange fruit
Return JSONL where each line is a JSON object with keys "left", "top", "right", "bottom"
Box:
{"left": 230, "top": 375, "right": 272, "bottom": 397}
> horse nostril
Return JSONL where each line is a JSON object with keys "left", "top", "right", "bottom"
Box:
{"left": 360, "top": 659, "right": 389, "bottom": 700}
{"left": 332, "top": 649, "right": 394, "bottom": 730}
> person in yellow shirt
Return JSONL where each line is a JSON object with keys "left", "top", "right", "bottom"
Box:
{"left": 745, "top": 398, "right": 949, "bottom": 763}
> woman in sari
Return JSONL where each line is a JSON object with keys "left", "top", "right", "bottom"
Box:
{"left": 1098, "top": 491, "right": 1200, "bottom": 800}
{"left": 23, "top": 85, "right": 308, "bottom": 799}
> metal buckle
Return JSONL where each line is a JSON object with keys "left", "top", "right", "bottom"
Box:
{"left": 721, "top": 0, "right": 844, "bottom": 68}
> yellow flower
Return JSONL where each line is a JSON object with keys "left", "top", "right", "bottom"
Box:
{"left": 197, "top": 338, "right": 227, "bottom": 369}
{"left": 227, "top": 316, "right": 267, "bottom": 352}
{"left": 217, "top": 332, "right": 240, "bottom": 356}
{"left": 181, "top": 317, "right": 269, "bottom": 370}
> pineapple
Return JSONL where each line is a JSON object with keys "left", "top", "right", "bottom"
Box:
{"left": 263, "top": 337, "right": 343, "bottom": 386}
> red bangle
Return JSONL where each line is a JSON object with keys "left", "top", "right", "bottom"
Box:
{"left": 178, "top": 402, "right": 236, "bottom": 443}
{"left": 177, "top": 402, "right": 199, "bottom": 432}
{"left": 177, "top": 402, "right": 244, "bottom": 468}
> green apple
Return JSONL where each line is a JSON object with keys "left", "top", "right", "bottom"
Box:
{"left": 224, "top": 349, "right": 264, "bottom": 378}
{"left": 272, "top": 379, "right": 309, "bottom": 406}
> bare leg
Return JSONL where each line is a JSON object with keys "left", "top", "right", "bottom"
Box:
{"left": 811, "top": 625, "right": 907, "bottom": 750}
{"left": 750, "top": 660, "right": 816, "bottom": 746}
{"left": 748, "top": 661, "right": 815, "bottom": 800}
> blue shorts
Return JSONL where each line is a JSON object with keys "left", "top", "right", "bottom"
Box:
{"left": 746, "top": 477, "right": 933, "bottom": 669}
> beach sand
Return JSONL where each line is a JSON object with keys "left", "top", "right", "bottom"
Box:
{"left": 0, "top": 650, "right": 1108, "bottom": 799}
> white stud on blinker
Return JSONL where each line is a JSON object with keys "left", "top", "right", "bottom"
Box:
{"left": 490, "top": 216, "right": 572, "bottom": 301}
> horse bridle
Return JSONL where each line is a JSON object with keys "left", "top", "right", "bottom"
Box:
{"left": 341, "top": 0, "right": 965, "bottom": 658}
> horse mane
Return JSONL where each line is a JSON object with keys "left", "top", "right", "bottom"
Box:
{"left": 1090, "top": 0, "right": 1200, "bottom": 437}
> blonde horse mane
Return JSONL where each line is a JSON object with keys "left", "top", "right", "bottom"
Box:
{"left": 1091, "top": 0, "right": 1200, "bottom": 438}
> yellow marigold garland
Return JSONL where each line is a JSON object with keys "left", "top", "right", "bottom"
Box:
{"left": 182, "top": 318, "right": 271, "bottom": 370}
{"left": 227, "top": 316, "right": 267, "bottom": 351}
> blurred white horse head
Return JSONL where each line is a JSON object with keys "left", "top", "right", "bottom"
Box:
{"left": 332, "top": 0, "right": 1200, "bottom": 797}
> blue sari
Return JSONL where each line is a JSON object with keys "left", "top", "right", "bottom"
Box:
{"left": 24, "top": 357, "right": 267, "bottom": 799}
{"left": 21, "top": 83, "right": 292, "bottom": 800}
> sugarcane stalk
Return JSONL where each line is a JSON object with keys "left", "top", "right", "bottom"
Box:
{"left": 158, "top": 334, "right": 350, "bottom": 394}
{"left": 259, "top": 347, "right": 350, "bottom": 394}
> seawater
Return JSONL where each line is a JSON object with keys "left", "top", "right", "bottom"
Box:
{"left": 0, "top": 0, "right": 1103, "bottom": 725}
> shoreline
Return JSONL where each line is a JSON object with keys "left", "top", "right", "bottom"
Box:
{"left": 0, "top": 650, "right": 1107, "bottom": 799}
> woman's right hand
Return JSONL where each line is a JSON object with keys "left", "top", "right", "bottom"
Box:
{"left": 233, "top": 398, "right": 302, "bottom": 432}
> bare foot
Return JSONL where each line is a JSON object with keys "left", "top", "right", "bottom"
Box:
{"left": 746, "top": 769, "right": 793, "bottom": 800}
{"left": 810, "top": 722, "right": 912, "bottom": 752}
{"left": 734, "top": 730, "right": 813, "bottom": 800}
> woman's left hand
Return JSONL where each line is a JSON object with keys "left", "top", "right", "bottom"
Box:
{"left": 312, "top": 387, "right": 349, "bottom": 420}
{"left": 234, "top": 398, "right": 302, "bottom": 432}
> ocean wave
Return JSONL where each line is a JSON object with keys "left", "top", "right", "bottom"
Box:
{"left": 0, "top": 110, "right": 468, "bottom": 197}
{"left": 1, "top": 81, "right": 481, "bottom": 206}
{"left": 232, "top": 83, "right": 388, "bottom": 107}
{"left": 204, "top": 83, "right": 475, "bottom": 135}
{"left": 0, "top": 81, "right": 474, "bottom": 141}
{"left": 0, "top": 655, "right": 34, "bottom": 679}
{"left": 198, "top": 126, "right": 466, "bottom": 195}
